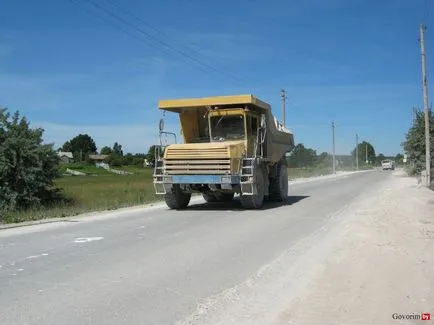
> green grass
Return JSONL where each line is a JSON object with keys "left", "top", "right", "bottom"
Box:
{"left": 3, "top": 166, "right": 158, "bottom": 224}
{"left": 2, "top": 164, "right": 372, "bottom": 224}
{"left": 287, "top": 167, "right": 334, "bottom": 179}
{"left": 287, "top": 165, "right": 374, "bottom": 179}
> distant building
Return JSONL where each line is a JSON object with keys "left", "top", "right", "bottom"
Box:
{"left": 57, "top": 151, "right": 74, "bottom": 164}
{"left": 88, "top": 154, "right": 109, "bottom": 167}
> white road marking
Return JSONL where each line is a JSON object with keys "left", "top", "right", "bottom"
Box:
{"left": 26, "top": 253, "right": 49, "bottom": 260}
{"left": 74, "top": 237, "right": 104, "bottom": 243}
{"left": 26, "top": 255, "right": 38, "bottom": 259}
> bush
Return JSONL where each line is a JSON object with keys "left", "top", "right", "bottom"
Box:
{"left": 0, "top": 108, "right": 61, "bottom": 220}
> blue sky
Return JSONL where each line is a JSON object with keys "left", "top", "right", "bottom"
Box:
{"left": 1, "top": 0, "right": 432, "bottom": 155}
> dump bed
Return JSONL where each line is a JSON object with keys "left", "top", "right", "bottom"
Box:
{"left": 158, "top": 94, "right": 295, "bottom": 162}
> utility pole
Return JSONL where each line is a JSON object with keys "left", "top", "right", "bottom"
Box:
{"left": 332, "top": 121, "right": 336, "bottom": 174}
{"left": 356, "top": 133, "right": 359, "bottom": 170}
{"left": 420, "top": 24, "right": 431, "bottom": 187}
{"left": 365, "top": 143, "right": 368, "bottom": 164}
{"left": 281, "top": 89, "right": 286, "bottom": 127}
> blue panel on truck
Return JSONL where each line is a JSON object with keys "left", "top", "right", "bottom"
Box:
{"left": 171, "top": 175, "right": 240, "bottom": 184}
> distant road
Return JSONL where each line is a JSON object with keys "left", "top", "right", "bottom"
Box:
{"left": 0, "top": 169, "right": 386, "bottom": 325}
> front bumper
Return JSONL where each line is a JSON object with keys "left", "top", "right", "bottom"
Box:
{"left": 153, "top": 174, "right": 241, "bottom": 194}
{"left": 163, "top": 174, "right": 240, "bottom": 184}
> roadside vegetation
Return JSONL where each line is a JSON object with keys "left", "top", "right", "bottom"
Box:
{"left": 1, "top": 107, "right": 399, "bottom": 224}
{"left": 402, "top": 108, "right": 434, "bottom": 188}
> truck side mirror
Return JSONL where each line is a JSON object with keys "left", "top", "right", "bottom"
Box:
{"left": 159, "top": 118, "right": 164, "bottom": 132}
{"left": 260, "top": 114, "right": 266, "bottom": 129}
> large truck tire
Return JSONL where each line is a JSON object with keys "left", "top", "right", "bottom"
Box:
{"left": 240, "top": 167, "right": 265, "bottom": 209}
{"left": 164, "top": 185, "right": 191, "bottom": 209}
{"left": 202, "top": 192, "right": 234, "bottom": 203}
{"left": 268, "top": 160, "right": 288, "bottom": 202}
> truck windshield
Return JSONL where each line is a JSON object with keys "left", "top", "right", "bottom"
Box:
{"left": 209, "top": 115, "right": 245, "bottom": 141}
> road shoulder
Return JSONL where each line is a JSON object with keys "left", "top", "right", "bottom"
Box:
{"left": 274, "top": 170, "right": 434, "bottom": 324}
{"left": 179, "top": 170, "right": 434, "bottom": 325}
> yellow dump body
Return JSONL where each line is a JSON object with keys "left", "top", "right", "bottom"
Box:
{"left": 158, "top": 94, "right": 295, "bottom": 164}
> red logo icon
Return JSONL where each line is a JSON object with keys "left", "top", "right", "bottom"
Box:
{"left": 422, "top": 313, "right": 431, "bottom": 320}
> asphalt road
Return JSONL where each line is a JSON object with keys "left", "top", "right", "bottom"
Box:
{"left": 0, "top": 170, "right": 391, "bottom": 325}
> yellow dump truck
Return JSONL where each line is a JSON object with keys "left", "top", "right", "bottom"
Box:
{"left": 153, "top": 94, "right": 295, "bottom": 209}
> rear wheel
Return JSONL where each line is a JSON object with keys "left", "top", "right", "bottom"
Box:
{"left": 164, "top": 185, "right": 191, "bottom": 209}
{"left": 240, "top": 167, "right": 265, "bottom": 209}
{"left": 268, "top": 160, "right": 288, "bottom": 202}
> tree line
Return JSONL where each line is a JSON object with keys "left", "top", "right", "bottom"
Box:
{"left": 59, "top": 133, "right": 148, "bottom": 167}
{"left": 286, "top": 142, "right": 401, "bottom": 169}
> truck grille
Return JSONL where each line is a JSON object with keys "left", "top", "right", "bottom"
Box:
{"left": 164, "top": 147, "right": 229, "bottom": 159}
{"left": 163, "top": 146, "right": 232, "bottom": 175}
{"left": 164, "top": 159, "right": 231, "bottom": 175}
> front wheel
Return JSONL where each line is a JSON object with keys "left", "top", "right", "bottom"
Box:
{"left": 164, "top": 185, "right": 191, "bottom": 209}
{"left": 240, "top": 167, "right": 265, "bottom": 209}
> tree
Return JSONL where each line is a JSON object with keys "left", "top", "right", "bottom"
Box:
{"left": 395, "top": 153, "right": 404, "bottom": 164}
{"left": 286, "top": 143, "right": 317, "bottom": 168}
{"left": 112, "top": 142, "right": 123, "bottom": 156}
{"left": 351, "top": 141, "right": 376, "bottom": 165}
{"left": 316, "top": 152, "right": 332, "bottom": 167}
{"left": 100, "top": 146, "right": 112, "bottom": 155}
{"left": 146, "top": 145, "right": 160, "bottom": 167}
{"left": 61, "top": 141, "right": 72, "bottom": 152}
{"left": 0, "top": 107, "right": 61, "bottom": 217}
{"left": 62, "top": 134, "right": 97, "bottom": 162}
{"left": 376, "top": 153, "right": 386, "bottom": 165}
{"left": 402, "top": 108, "right": 434, "bottom": 176}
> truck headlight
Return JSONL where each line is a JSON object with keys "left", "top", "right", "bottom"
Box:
{"left": 163, "top": 176, "right": 173, "bottom": 183}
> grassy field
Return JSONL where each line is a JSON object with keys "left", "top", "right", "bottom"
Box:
{"left": 2, "top": 164, "right": 371, "bottom": 224}
{"left": 288, "top": 167, "right": 333, "bottom": 179}
{"left": 3, "top": 165, "right": 157, "bottom": 224}
{"left": 287, "top": 165, "right": 373, "bottom": 179}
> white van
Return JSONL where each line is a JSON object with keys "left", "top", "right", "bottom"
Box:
{"left": 381, "top": 159, "right": 395, "bottom": 170}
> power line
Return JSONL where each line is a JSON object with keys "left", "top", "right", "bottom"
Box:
{"left": 103, "top": 0, "right": 240, "bottom": 79}
{"left": 68, "top": 0, "right": 204, "bottom": 72}
{"left": 72, "top": 0, "right": 244, "bottom": 83}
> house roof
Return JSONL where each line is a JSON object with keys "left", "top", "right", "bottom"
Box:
{"left": 89, "top": 154, "right": 109, "bottom": 160}
{"left": 57, "top": 151, "right": 73, "bottom": 159}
